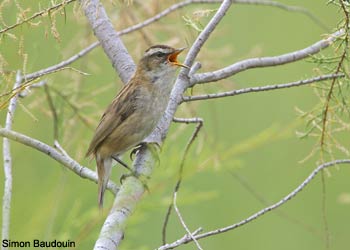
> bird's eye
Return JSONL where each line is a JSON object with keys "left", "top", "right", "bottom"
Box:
{"left": 155, "top": 52, "right": 164, "bottom": 58}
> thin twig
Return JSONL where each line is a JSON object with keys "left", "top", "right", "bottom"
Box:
{"left": 0, "top": 0, "right": 77, "bottom": 35}
{"left": 230, "top": 172, "right": 321, "bottom": 237}
{"left": 24, "top": 42, "right": 100, "bottom": 81}
{"left": 190, "top": 29, "right": 345, "bottom": 86}
{"left": 157, "top": 159, "right": 350, "bottom": 250}
{"left": 0, "top": 128, "right": 119, "bottom": 194}
{"left": 50, "top": 86, "right": 95, "bottom": 130}
{"left": 184, "top": 73, "right": 345, "bottom": 102}
{"left": 1, "top": 71, "right": 22, "bottom": 250}
{"left": 232, "top": 0, "right": 328, "bottom": 31}
{"left": 18, "top": 80, "right": 47, "bottom": 98}
{"left": 173, "top": 192, "right": 203, "bottom": 250}
{"left": 44, "top": 85, "right": 59, "bottom": 141}
{"left": 185, "top": 0, "right": 232, "bottom": 69}
{"left": 162, "top": 117, "right": 203, "bottom": 244}
{"left": 54, "top": 140, "right": 70, "bottom": 158}
{"left": 320, "top": 2, "right": 349, "bottom": 148}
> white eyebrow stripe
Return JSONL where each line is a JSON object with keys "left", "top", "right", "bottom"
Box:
{"left": 144, "top": 47, "right": 173, "bottom": 57}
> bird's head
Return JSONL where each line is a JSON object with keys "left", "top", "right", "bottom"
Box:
{"left": 139, "top": 45, "right": 189, "bottom": 74}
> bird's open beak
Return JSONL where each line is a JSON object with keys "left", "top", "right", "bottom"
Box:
{"left": 168, "top": 47, "right": 189, "bottom": 69}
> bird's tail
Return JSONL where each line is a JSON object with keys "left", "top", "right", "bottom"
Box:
{"left": 96, "top": 154, "right": 112, "bottom": 209}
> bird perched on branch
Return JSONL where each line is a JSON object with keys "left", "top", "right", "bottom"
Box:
{"left": 86, "top": 45, "right": 188, "bottom": 208}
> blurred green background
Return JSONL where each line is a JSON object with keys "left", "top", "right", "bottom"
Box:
{"left": 1, "top": 1, "right": 349, "bottom": 249}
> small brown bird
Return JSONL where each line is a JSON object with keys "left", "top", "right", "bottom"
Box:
{"left": 86, "top": 45, "right": 188, "bottom": 207}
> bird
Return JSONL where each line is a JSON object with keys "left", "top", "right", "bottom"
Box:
{"left": 86, "top": 45, "right": 188, "bottom": 208}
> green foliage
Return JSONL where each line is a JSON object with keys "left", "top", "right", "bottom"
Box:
{"left": 297, "top": 1, "right": 350, "bottom": 163}
{"left": 1, "top": 1, "right": 350, "bottom": 250}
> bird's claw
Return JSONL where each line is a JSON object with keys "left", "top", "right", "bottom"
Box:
{"left": 130, "top": 143, "right": 147, "bottom": 160}
{"left": 119, "top": 172, "right": 150, "bottom": 192}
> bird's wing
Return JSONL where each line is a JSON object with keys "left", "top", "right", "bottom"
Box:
{"left": 86, "top": 83, "right": 139, "bottom": 157}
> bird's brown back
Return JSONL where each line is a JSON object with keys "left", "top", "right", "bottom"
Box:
{"left": 85, "top": 80, "right": 141, "bottom": 157}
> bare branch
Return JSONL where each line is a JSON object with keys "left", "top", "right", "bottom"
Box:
{"left": 23, "top": 0, "right": 210, "bottom": 83}
{"left": 21, "top": 1, "right": 206, "bottom": 83}
{"left": 157, "top": 159, "right": 350, "bottom": 250}
{"left": 184, "top": 73, "right": 345, "bottom": 102}
{"left": 54, "top": 140, "right": 71, "bottom": 158}
{"left": 0, "top": 128, "right": 119, "bottom": 194}
{"left": 185, "top": 0, "right": 232, "bottom": 68}
{"left": 24, "top": 43, "right": 99, "bottom": 81}
{"left": 230, "top": 172, "right": 322, "bottom": 237}
{"left": 44, "top": 85, "right": 59, "bottom": 141}
{"left": 21, "top": 0, "right": 323, "bottom": 84}
{"left": 189, "top": 62, "right": 202, "bottom": 77}
{"left": 173, "top": 192, "right": 203, "bottom": 250}
{"left": 233, "top": 0, "right": 328, "bottom": 31}
{"left": 163, "top": 117, "right": 203, "bottom": 244}
{"left": 147, "top": 0, "right": 232, "bottom": 145}
{"left": 80, "top": 0, "right": 135, "bottom": 83}
{"left": 2, "top": 71, "right": 22, "bottom": 249}
{"left": 18, "top": 80, "right": 47, "bottom": 97}
{"left": 190, "top": 29, "right": 345, "bottom": 86}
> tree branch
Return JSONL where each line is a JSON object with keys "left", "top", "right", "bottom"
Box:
{"left": 320, "top": 1, "right": 349, "bottom": 149}
{"left": 173, "top": 192, "right": 203, "bottom": 250}
{"left": 93, "top": 144, "right": 158, "bottom": 250}
{"left": 2, "top": 71, "right": 22, "bottom": 250}
{"left": 80, "top": 0, "right": 135, "bottom": 83}
{"left": 21, "top": 0, "right": 324, "bottom": 84}
{"left": 157, "top": 159, "right": 350, "bottom": 250}
{"left": 190, "top": 29, "right": 345, "bottom": 86}
{"left": 0, "top": 0, "right": 77, "bottom": 35}
{"left": 147, "top": 0, "right": 232, "bottom": 145}
{"left": 0, "top": 128, "right": 119, "bottom": 194}
{"left": 232, "top": 0, "right": 328, "bottom": 31}
{"left": 24, "top": 43, "right": 99, "bottom": 81}
{"left": 162, "top": 117, "right": 203, "bottom": 244}
{"left": 22, "top": 0, "right": 207, "bottom": 83}
{"left": 183, "top": 73, "right": 345, "bottom": 102}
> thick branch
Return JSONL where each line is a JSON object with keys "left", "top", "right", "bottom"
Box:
{"left": 2, "top": 72, "right": 22, "bottom": 250}
{"left": 157, "top": 159, "right": 350, "bottom": 250}
{"left": 93, "top": 145, "right": 157, "bottom": 250}
{"left": 183, "top": 73, "right": 345, "bottom": 102}
{"left": 80, "top": 0, "right": 135, "bottom": 83}
{"left": 0, "top": 128, "right": 119, "bottom": 194}
{"left": 190, "top": 29, "right": 344, "bottom": 86}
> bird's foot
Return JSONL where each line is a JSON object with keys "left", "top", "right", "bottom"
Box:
{"left": 130, "top": 142, "right": 161, "bottom": 167}
{"left": 130, "top": 142, "right": 147, "bottom": 160}
{"left": 119, "top": 172, "right": 150, "bottom": 193}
